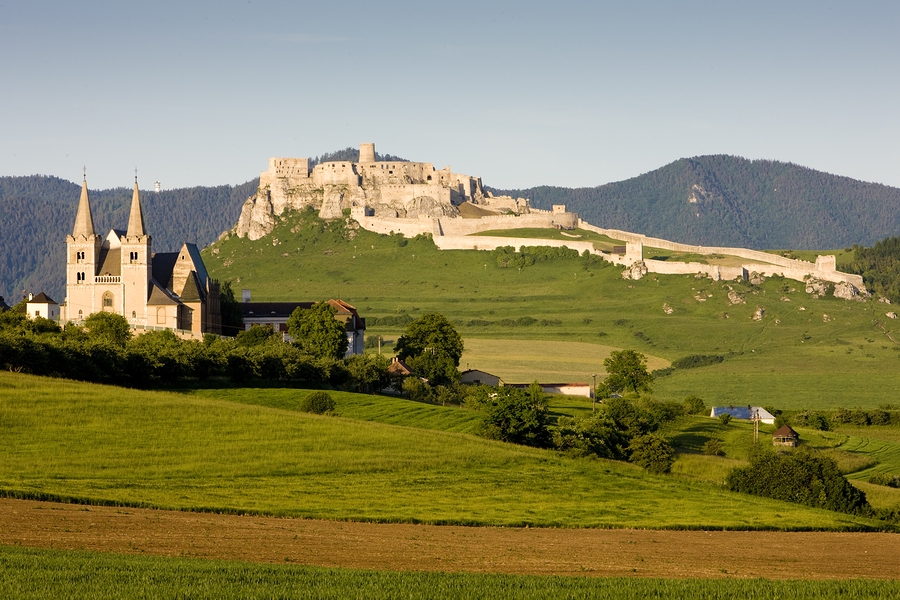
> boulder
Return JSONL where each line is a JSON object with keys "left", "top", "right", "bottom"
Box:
{"left": 752, "top": 306, "right": 765, "bottom": 321}
{"left": 622, "top": 261, "right": 648, "bottom": 280}
{"left": 728, "top": 290, "right": 746, "bottom": 305}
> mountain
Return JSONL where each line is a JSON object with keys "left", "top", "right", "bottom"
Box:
{"left": 491, "top": 155, "right": 900, "bottom": 250}
{"left": 0, "top": 175, "right": 258, "bottom": 301}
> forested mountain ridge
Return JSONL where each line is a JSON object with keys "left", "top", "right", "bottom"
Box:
{"left": 492, "top": 155, "right": 900, "bottom": 250}
{"left": 4, "top": 153, "right": 900, "bottom": 302}
{"left": 0, "top": 175, "right": 258, "bottom": 301}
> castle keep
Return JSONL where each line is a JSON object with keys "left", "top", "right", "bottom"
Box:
{"left": 235, "top": 143, "right": 530, "bottom": 240}
{"left": 63, "top": 177, "right": 222, "bottom": 335}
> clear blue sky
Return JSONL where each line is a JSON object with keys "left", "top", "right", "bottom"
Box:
{"left": 1, "top": 1, "right": 897, "bottom": 191}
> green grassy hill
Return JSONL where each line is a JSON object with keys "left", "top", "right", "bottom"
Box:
{"left": 204, "top": 210, "right": 900, "bottom": 410}
{"left": 0, "top": 371, "right": 884, "bottom": 530}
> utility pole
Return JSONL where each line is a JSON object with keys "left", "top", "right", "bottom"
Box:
{"left": 591, "top": 373, "right": 597, "bottom": 412}
{"left": 753, "top": 408, "right": 760, "bottom": 443}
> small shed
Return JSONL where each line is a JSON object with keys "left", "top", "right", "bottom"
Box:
{"left": 772, "top": 425, "right": 799, "bottom": 447}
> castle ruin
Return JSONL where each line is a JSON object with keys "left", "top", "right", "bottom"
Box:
{"left": 235, "top": 143, "right": 531, "bottom": 240}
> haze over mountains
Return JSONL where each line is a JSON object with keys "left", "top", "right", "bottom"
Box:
{"left": 2, "top": 153, "right": 899, "bottom": 301}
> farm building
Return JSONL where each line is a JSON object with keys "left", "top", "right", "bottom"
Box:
{"left": 772, "top": 425, "right": 800, "bottom": 447}
{"left": 507, "top": 382, "right": 592, "bottom": 398}
{"left": 460, "top": 369, "right": 504, "bottom": 386}
{"left": 710, "top": 405, "right": 776, "bottom": 424}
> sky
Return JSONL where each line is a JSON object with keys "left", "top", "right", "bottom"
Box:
{"left": 1, "top": 1, "right": 898, "bottom": 191}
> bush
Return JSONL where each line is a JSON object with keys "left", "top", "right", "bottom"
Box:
{"left": 299, "top": 391, "right": 335, "bottom": 414}
{"left": 718, "top": 413, "right": 732, "bottom": 426}
{"left": 628, "top": 434, "right": 675, "bottom": 474}
{"left": 671, "top": 354, "right": 724, "bottom": 370}
{"left": 683, "top": 395, "right": 706, "bottom": 415}
{"left": 869, "top": 473, "right": 900, "bottom": 488}
{"left": 794, "top": 410, "right": 830, "bottom": 431}
{"left": 726, "top": 449, "right": 869, "bottom": 515}
{"left": 702, "top": 439, "right": 725, "bottom": 456}
{"left": 476, "top": 383, "right": 551, "bottom": 448}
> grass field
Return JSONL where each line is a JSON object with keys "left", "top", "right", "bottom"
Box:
{"left": 203, "top": 211, "right": 900, "bottom": 410}
{"left": 4, "top": 546, "right": 900, "bottom": 599}
{"left": 0, "top": 371, "right": 886, "bottom": 530}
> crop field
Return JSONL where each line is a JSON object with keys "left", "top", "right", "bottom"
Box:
{"left": 4, "top": 545, "right": 900, "bottom": 600}
{"left": 0, "top": 371, "right": 884, "bottom": 530}
{"left": 204, "top": 212, "right": 900, "bottom": 410}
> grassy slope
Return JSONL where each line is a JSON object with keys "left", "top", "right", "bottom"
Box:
{"left": 204, "top": 211, "right": 900, "bottom": 410}
{"left": 4, "top": 547, "right": 900, "bottom": 599}
{"left": 0, "top": 372, "right": 883, "bottom": 530}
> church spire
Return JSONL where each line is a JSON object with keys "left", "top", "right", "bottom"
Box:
{"left": 126, "top": 173, "right": 146, "bottom": 237}
{"left": 72, "top": 174, "right": 95, "bottom": 237}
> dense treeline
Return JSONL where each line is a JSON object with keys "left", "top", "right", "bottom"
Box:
{"left": 0, "top": 309, "right": 385, "bottom": 391}
{"left": 492, "top": 155, "right": 900, "bottom": 250}
{"left": 844, "top": 235, "right": 900, "bottom": 303}
{"left": 0, "top": 175, "right": 258, "bottom": 301}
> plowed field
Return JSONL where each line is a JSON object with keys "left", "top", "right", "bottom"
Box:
{"left": 2, "top": 499, "right": 898, "bottom": 579}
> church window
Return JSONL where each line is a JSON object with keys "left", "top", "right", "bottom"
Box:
{"left": 78, "top": 310, "right": 83, "bottom": 318}
{"left": 132, "top": 311, "right": 136, "bottom": 318}
{"left": 157, "top": 307, "right": 166, "bottom": 325}
{"left": 102, "top": 292, "right": 113, "bottom": 309}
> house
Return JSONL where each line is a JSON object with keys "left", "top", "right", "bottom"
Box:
{"left": 460, "top": 369, "right": 504, "bottom": 386}
{"left": 506, "top": 382, "right": 592, "bottom": 398}
{"left": 62, "top": 176, "right": 221, "bottom": 336}
{"left": 772, "top": 425, "right": 799, "bottom": 447}
{"left": 239, "top": 294, "right": 365, "bottom": 356}
{"left": 25, "top": 292, "right": 59, "bottom": 321}
{"left": 387, "top": 357, "right": 413, "bottom": 377}
{"left": 710, "top": 405, "right": 776, "bottom": 425}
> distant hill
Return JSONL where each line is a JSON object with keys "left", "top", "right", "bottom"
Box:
{"left": 491, "top": 155, "right": 900, "bottom": 250}
{"left": 0, "top": 175, "right": 258, "bottom": 301}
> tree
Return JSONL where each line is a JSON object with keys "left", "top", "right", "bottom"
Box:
{"left": 287, "top": 302, "right": 348, "bottom": 360}
{"left": 345, "top": 353, "right": 391, "bottom": 393}
{"left": 395, "top": 313, "right": 463, "bottom": 365}
{"left": 603, "top": 350, "right": 653, "bottom": 394}
{"left": 219, "top": 280, "right": 244, "bottom": 336}
{"left": 235, "top": 324, "right": 277, "bottom": 347}
{"left": 628, "top": 434, "right": 675, "bottom": 474}
{"left": 477, "top": 383, "right": 551, "bottom": 448}
{"left": 84, "top": 312, "right": 131, "bottom": 347}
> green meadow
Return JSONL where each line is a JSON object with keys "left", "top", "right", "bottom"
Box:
{"left": 0, "top": 371, "right": 886, "bottom": 530}
{"left": 2, "top": 546, "right": 899, "bottom": 600}
{"left": 203, "top": 212, "right": 900, "bottom": 410}
{"left": 0, "top": 546, "right": 900, "bottom": 600}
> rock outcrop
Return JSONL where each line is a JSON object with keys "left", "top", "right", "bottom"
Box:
{"left": 622, "top": 261, "right": 648, "bottom": 280}
{"left": 233, "top": 143, "right": 529, "bottom": 240}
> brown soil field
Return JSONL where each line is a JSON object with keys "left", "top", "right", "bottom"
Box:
{"left": 2, "top": 498, "right": 899, "bottom": 579}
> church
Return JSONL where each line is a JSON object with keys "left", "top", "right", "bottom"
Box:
{"left": 62, "top": 176, "right": 222, "bottom": 336}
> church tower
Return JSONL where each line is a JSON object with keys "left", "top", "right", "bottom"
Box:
{"left": 65, "top": 176, "right": 101, "bottom": 322}
{"left": 120, "top": 177, "right": 152, "bottom": 325}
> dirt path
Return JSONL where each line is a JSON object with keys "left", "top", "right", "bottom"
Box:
{"left": 2, "top": 498, "right": 899, "bottom": 579}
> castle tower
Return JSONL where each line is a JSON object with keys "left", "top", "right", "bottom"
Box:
{"left": 359, "top": 142, "right": 376, "bottom": 163}
{"left": 65, "top": 177, "right": 101, "bottom": 322}
{"left": 120, "top": 178, "right": 152, "bottom": 324}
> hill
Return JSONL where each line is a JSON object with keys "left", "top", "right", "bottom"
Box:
{"left": 0, "top": 371, "right": 881, "bottom": 530}
{"left": 203, "top": 210, "right": 900, "bottom": 411}
{"left": 0, "top": 175, "right": 258, "bottom": 301}
{"left": 492, "top": 155, "right": 900, "bottom": 250}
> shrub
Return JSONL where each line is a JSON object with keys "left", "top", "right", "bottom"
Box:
{"left": 794, "top": 411, "right": 830, "bottom": 431}
{"left": 869, "top": 473, "right": 900, "bottom": 488}
{"left": 727, "top": 449, "right": 869, "bottom": 515}
{"left": 628, "top": 434, "right": 675, "bottom": 474}
{"left": 683, "top": 395, "right": 706, "bottom": 415}
{"left": 718, "top": 413, "right": 732, "bottom": 426}
{"left": 702, "top": 439, "right": 725, "bottom": 456}
{"left": 300, "top": 391, "right": 335, "bottom": 414}
{"left": 671, "top": 354, "right": 724, "bottom": 369}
